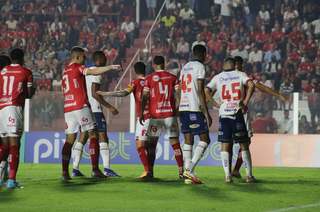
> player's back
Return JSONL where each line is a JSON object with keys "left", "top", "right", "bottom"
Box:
{"left": 144, "top": 70, "right": 177, "bottom": 119}
{"left": 179, "top": 60, "right": 205, "bottom": 112}
{"left": 62, "top": 63, "right": 90, "bottom": 113}
{"left": 127, "top": 77, "right": 149, "bottom": 119}
{"left": 0, "top": 64, "right": 32, "bottom": 110}
{"left": 211, "top": 70, "right": 250, "bottom": 116}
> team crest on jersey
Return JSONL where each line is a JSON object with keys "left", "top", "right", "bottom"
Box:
{"left": 1, "top": 68, "right": 7, "bottom": 75}
{"left": 152, "top": 75, "right": 159, "bottom": 82}
{"left": 140, "top": 81, "right": 144, "bottom": 86}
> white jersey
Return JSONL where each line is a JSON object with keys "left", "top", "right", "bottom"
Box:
{"left": 206, "top": 69, "right": 251, "bottom": 116}
{"left": 85, "top": 67, "right": 102, "bottom": 113}
{"left": 179, "top": 60, "right": 205, "bottom": 112}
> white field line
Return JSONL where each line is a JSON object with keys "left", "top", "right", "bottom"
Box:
{"left": 264, "top": 202, "right": 320, "bottom": 212}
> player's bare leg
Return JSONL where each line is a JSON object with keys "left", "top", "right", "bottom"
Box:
{"left": 169, "top": 137, "right": 184, "bottom": 177}
{"left": 221, "top": 142, "right": 233, "bottom": 183}
{"left": 147, "top": 137, "right": 158, "bottom": 177}
{"left": 62, "top": 133, "right": 78, "bottom": 180}
{"left": 6, "top": 136, "right": 23, "bottom": 188}
{"left": 88, "top": 129, "right": 106, "bottom": 178}
{"left": 183, "top": 133, "right": 210, "bottom": 184}
{"left": 72, "top": 132, "right": 88, "bottom": 177}
{"left": 0, "top": 137, "right": 10, "bottom": 187}
{"left": 239, "top": 141, "right": 257, "bottom": 182}
{"left": 136, "top": 140, "right": 150, "bottom": 178}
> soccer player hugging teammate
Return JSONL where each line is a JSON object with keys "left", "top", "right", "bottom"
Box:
{"left": 71, "top": 51, "right": 121, "bottom": 177}
{"left": 61, "top": 46, "right": 121, "bottom": 180}
{"left": 177, "top": 45, "right": 212, "bottom": 184}
{"left": 96, "top": 61, "right": 152, "bottom": 178}
{"left": 205, "top": 57, "right": 256, "bottom": 183}
{"left": 140, "top": 56, "right": 184, "bottom": 178}
{"left": 0, "top": 48, "right": 35, "bottom": 189}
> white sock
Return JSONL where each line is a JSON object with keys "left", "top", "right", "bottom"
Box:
{"left": 242, "top": 150, "right": 252, "bottom": 177}
{"left": 0, "top": 161, "right": 7, "bottom": 178}
{"left": 100, "top": 142, "right": 110, "bottom": 169}
{"left": 183, "top": 144, "right": 192, "bottom": 170}
{"left": 186, "top": 141, "right": 208, "bottom": 173}
{"left": 73, "top": 142, "right": 84, "bottom": 170}
{"left": 220, "top": 151, "right": 230, "bottom": 178}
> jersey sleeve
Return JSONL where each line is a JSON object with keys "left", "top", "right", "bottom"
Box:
{"left": 205, "top": 77, "right": 216, "bottom": 92}
{"left": 196, "top": 65, "right": 205, "bottom": 81}
{"left": 175, "top": 79, "right": 179, "bottom": 90}
{"left": 241, "top": 72, "right": 252, "bottom": 85}
{"left": 125, "top": 80, "right": 136, "bottom": 93}
{"left": 79, "top": 65, "right": 89, "bottom": 75}
{"left": 92, "top": 75, "right": 102, "bottom": 84}
{"left": 26, "top": 68, "right": 33, "bottom": 87}
{"left": 246, "top": 72, "right": 257, "bottom": 84}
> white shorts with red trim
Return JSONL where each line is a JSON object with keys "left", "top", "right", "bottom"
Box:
{"left": 135, "top": 118, "right": 149, "bottom": 141}
{"left": 0, "top": 106, "right": 23, "bottom": 137}
{"left": 148, "top": 117, "right": 180, "bottom": 138}
{"left": 64, "top": 107, "right": 97, "bottom": 134}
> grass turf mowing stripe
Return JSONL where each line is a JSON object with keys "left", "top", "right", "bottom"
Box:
{"left": 264, "top": 203, "right": 320, "bottom": 212}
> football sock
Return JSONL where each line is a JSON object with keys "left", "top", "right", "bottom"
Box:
{"left": 183, "top": 144, "right": 192, "bottom": 171}
{"left": 148, "top": 143, "right": 156, "bottom": 172}
{"left": 73, "top": 142, "right": 84, "bottom": 171}
{"left": 62, "top": 142, "right": 72, "bottom": 176}
{"left": 89, "top": 137, "right": 100, "bottom": 171}
{"left": 229, "top": 149, "right": 232, "bottom": 173}
{"left": 0, "top": 161, "right": 7, "bottom": 179}
{"left": 242, "top": 150, "right": 252, "bottom": 177}
{"left": 100, "top": 142, "right": 110, "bottom": 169}
{"left": 8, "top": 145, "right": 19, "bottom": 181}
{"left": 233, "top": 148, "right": 243, "bottom": 172}
{"left": 220, "top": 151, "right": 230, "bottom": 178}
{"left": 171, "top": 143, "right": 183, "bottom": 172}
{"left": 137, "top": 146, "right": 149, "bottom": 172}
{"left": 0, "top": 144, "right": 10, "bottom": 162}
{"left": 186, "top": 141, "right": 208, "bottom": 173}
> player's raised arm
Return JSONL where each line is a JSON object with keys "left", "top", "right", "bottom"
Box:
{"left": 86, "top": 65, "right": 122, "bottom": 75}
{"left": 243, "top": 80, "right": 254, "bottom": 107}
{"left": 255, "top": 82, "right": 293, "bottom": 104}
{"left": 97, "top": 89, "right": 131, "bottom": 97}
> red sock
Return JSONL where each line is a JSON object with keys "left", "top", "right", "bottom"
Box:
{"left": 0, "top": 144, "right": 10, "bottom": 162}
{"left": 137, "top": 147, "right": 149, "bottom": 172}
{"left": 89, "top": 137, "right": 99, "bottom": 171}
{"left": 148, "top": 143, "right": 156, "bottom": 172}
{"left": 8, "top": 145, "right": 19, "bottom": 181}
{"left": 233, "top": 148, "right": 243, "bottom": 172}
{"left": 62, "top": 142, "right": 72, "bottom": 176}
{"left": 171, "top": 143, "right": 183, "bottom": 172}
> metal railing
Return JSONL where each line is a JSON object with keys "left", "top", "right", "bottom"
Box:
{"left": 144, "top": 0, "right": 169, "bottom": 53}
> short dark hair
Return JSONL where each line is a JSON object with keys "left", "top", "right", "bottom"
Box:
{"left": 0, "top": 55, "right": 11, "bottom": 70}
{"left": 134, "top": 61, "right": 146, "bottom": 75}
{"left": 153, "top": 55, "right": 165, "bottom": 66}
{"left": 193, "top": 45, "right": 206, "bottom": 57}
{"left": 10, "top": 48, "right": 24, "bottom": 61}
{"left": 234, "top": 56, "right": 243, "bottom": 67}
{"left": 70, "top": 46, "right": 85, "bottom": 59}
{"left": 224, "top": 57, "right": 235, "bottom": 68}
{"left": 93, "top": 51, "right": 105, "bottom": 62}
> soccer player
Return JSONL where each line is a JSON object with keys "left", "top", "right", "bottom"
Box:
{"left": 61, "top": 46, "right": 121, "bottom": 180}
{"left": 140, "top": 56, "right": 184, "bottom": 178}
{"left": 205, "top": 57, "right": 255, "bottom": 183}
{"left": 0, "top": 55, "right": 12, "bottom": 186}
{"left": 230, "top": 56, "right": 293, "bottom": 178}
{"left": 97, "top": 61, "right": 151, "bottom": 178}
{"left": 0, "top": 48, "right": 34, "bottom": 188}
{"left": 176, "top": 45, "right": 212, "bottom": 184}
{"left": 71, "top": 51, "right": 121, "bottom": 177}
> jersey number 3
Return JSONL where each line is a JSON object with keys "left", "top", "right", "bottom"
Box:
{"left": 222, "top": 82, "right": 241, "bottom": 102}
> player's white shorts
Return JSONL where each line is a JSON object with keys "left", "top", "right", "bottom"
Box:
{"left": 64, "top": 107, "right": 97, "bottom": 134}
{"left": 0, "top": 106, "right": 23, "bottom": 137}
{"left": 135, "top": 118, "right": 150, "bottom": 141}
{"left": 243, "top": 113, "right": 253, "bottom": 138}
{"left": 148, "top": 117, "right": 179, "bottom": 138}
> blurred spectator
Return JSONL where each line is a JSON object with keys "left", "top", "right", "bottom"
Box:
{"left": 287, "top": 26, "right": 304, "bottom": 54}
{"left": 166, "top": 58, "right": 181, "bottom": 76}
{"left": 248, "top": 45, "right": 263, "bottom": 72}
{"left": 251, "top": 112, "right": 269, "bottom": 133}
{"left": 37, "top": 74, "right": 52, "bottom": 91}
{"left": 140, "top": 49, "right": 153, "bottom": 76}
{"left": 103, "top": 16, "right": 116, "bottom": 32}
{"left": 252, "top": 65, "right": 260, "bottom": 80}
{"left": 50, "top": 17, "right": 63, "bottom": 32}
{"left": 85, "top": 52, "right": 94, "bottom": 67}
{"left": 200, "top": 26, "right": 212, "bottom": 43}
{"left": 283, "top": 5, "right": 299, "bottom": 30}
{"left": 67, "top": 3, "right": 83, "bottom": 25}
{"left": 27, "top": 26, "right": 39, "bottom": 42}
{"left": 152, "top": 21, "right": 168, "bottom": 49}
{"left": 58, "top": 44, "right": 69, "bottom": 62}
{"left": 204, "top": 65, "right": 214, "bottom": 85}
{"left": 265, "top": 110, "right": 277, "bottom": 133}
{"left": 79, "top": 26, "right": 92, "bottom": 45}
{"left": 277, "top": 110, "right": 293, "bottom": 134}
{"left": 180, "top": 3, "right": 195, "bottom": 28}
{"left": 0, "top": 33, "right": 11, "bottom": 55}
{"left": 121, "top": 16, "right": 135, "bottom": 48}
{"left": 258, "top": 4, "right": 270, "bottom": 27}
{"left": 167, "top": 0, "right": 181, "bottom": 12}
{"left": 2, "top": 24, "right": 13, "bottom": 41}
{"left": 256, "top": 25, "right": 269, "bottom": 50}
{"left": 304, "top": 77, "right": 320, "bottom": 129}
{"left": 52, "top": 74, "right": 62, "bottom": 91}
{"left": 218, "top": 24, "right": 231, "bottom": 46}
{"left": 168, "top": 24, "right": 181, "bottom": 53}
{"left": 247, "top": 25, "right": 258, "bottom": 42}
{"left": 42, "top": 65, "right": 54, "bottom": 80}
{"left": 302, "top": 34, "right": 317, "bottom": 62}
{"left": 12, "top": 35, "right": 26, "bottom": 49}
{"left": 226, "top": 35, "right": 239, "bottom": 56}
{"left": 39, "top": 98, "right": 55, "bottom": 128}
{"left": 28, "top": 16, "right": 40, "bottom": 32}
{"left": 250, "top": 89, "right": 266, "bottom": 118}
{"left": 265, "top": 55, "right": 281, "bottom": 80}
{"left": 203, "top": 45, "right": 213, "bottom": 66}
{"left": 299, "top": 115, "right": 312, "bottom": 134}
{"left": 104, "top": 44, "right": 118, "bottom": 65}
{"left": 209, "top": 56, "right": 222, "bottom": 73}
{"left": 24, "top": 52, "right": 34, "bottom": 69}
{"left": 175, "top": 37, "right": 190, "bottom": 61}
{"left": 293, "top": 73, "right": 302, "bottom": 92}
{"left": 121, "top": 0, "right": 135, "bottom": 19}
{"left": 231, "top": 43, "right": 249, "bottom": 62}
{"left": 58, "top": 32, "right": 71, "bottom": 51}
{"left": 279, "top": 78, "right": 294, "bottom": 110}
{"left": 1, "top": 1, "right": 13, "bottom": 23}
{"left": 5, "top": 14, "right": 17, "bottom": 31}
{"left": 57, "top": 0, "right": 71, "bottom": 13}
{"left": 51, "top": 25, "right": 62, "bottom": 42}
{"left": 190, "top": 18, "right": 203, "bottom": 35}
{"left": 221, "top": 0, "right": 232, "bottom": 28}
{"left": 298, "top": 55, "right": 315, "bottom": 79}
{"left": 310, "top": 15, "right": 320, "bottom": 40}
{"left": 234, "top": 26, "right": 246, "bottom": 42}
{"left": 87, "top": 33, "right": 100, "bottom": 53}
{"left": 271, "top": 24, "right": 285, "bottom": 52}
{"left": 182, "top": 25, "right": 195, "bottom": 49}
{"left": 113, "top": 25, "right": 126, "bottom": 51}
{"left": 87, "top": 0, "right": 99, "bottom": 21}
{"left": 32, "top": 64, "right": 42, "bottom": 85}
{"left": 304, "top": 3, "right": 317, "bottom": 23}
{"left": 162, "top": 10, "right": 176, "bottom": 29}
{"left": 79, "top": 16, "right": 96, "bottom": 33}
{"left": 263, "top": 44, "right": 281, "bottom": 72}
{"left": 287, "top": 45, "right": 301, "bottom": 70}
{"left": 192, "top": 34, "right": 205, "bottom": 50}
{"left": 207, "top": 34, "right": 223, "bottom": 62}
{"left": 13, "top": 25, "right": 26, "bottom": 40}
{"left": 312, "top": 65, "right": 320, "bottom": 84}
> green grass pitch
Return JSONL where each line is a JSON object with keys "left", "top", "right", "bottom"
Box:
{"left": 0, "top": 164, "right": 319, "bottom": 212}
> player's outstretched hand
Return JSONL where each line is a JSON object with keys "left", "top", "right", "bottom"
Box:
{"left": 139, "top": 115, "right": 145, "bottom": 126}
{"left": 96, "top": 91, "right": 108, "bottom": 96}
{"left": 215, "top": 102, "right": 223, "bottom": 108}
{"left": 109, "top": 106, "right": 119, "bottom": 115}
{"left": 112, "top": 65, "right": 123, "bottom": 72}
{"left": 281, "top": 95, "right": 293, "bottom": 104}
